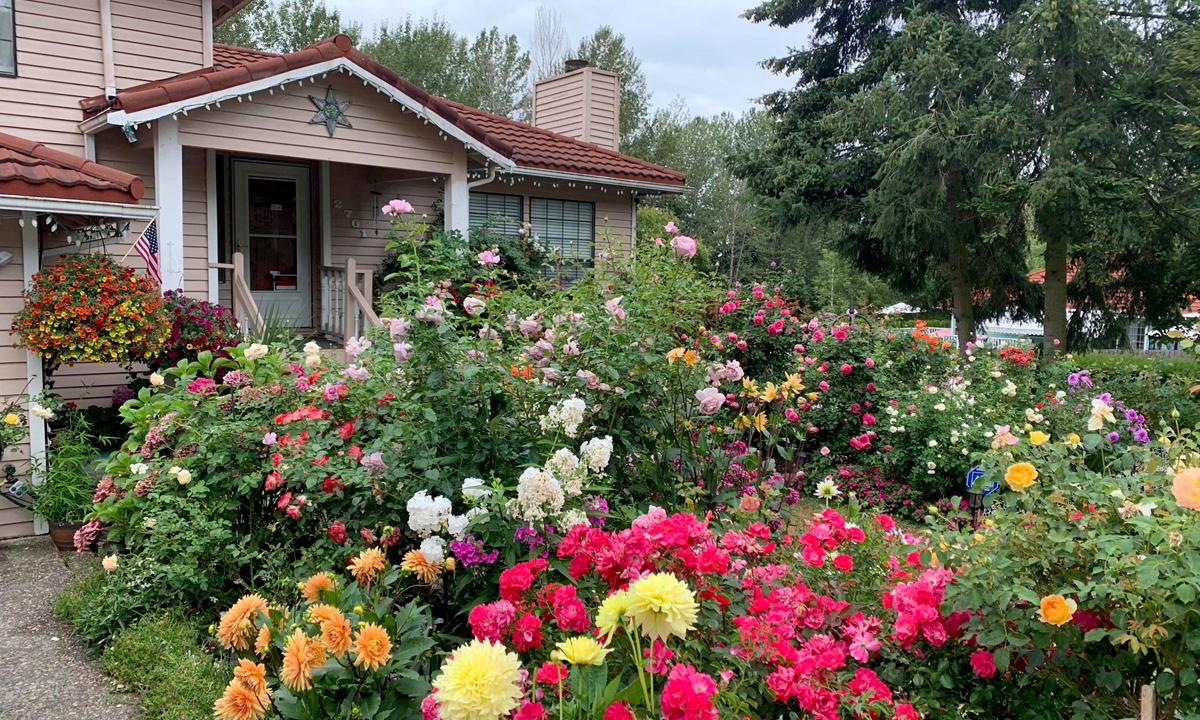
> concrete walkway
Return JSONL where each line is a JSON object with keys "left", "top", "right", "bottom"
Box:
{"left": 0, "top": 537, "right": 139, "bottom": 719}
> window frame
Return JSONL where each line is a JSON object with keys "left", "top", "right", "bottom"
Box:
{"left": 0, "top": 0, "right": 16, "bottom": 78}
{"left": 468, "top": 191, "right": 525, "bottom": 237}
{"left": 529, "top": 196, "right": 596, "bottom": 282}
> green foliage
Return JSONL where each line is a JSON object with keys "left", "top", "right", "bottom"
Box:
{"left": 32, "top": 411, "right": 106, "bottom": 523}
{"left": 213, "top": 0, "right": 362, "bottom": 53}
{"left": 101, "top": 613, "right": 232, "bottom": 720}
{"left": 940, "top": 424, "right": 1200, "bottom": 719}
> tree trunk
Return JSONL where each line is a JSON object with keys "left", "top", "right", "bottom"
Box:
{"left": 947, "top": 232, "right": 976, "bottom": 349}
{"left": 1042, "top": 215, "right": 1069, "bottom": 361}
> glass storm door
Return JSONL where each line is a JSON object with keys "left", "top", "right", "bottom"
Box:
{"left": 233, "top": 161, "right": 311, "bottom": 326}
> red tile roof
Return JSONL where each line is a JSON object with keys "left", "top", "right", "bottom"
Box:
{"left": 0, "top": 131, "right": 145, "bottom": 204}
{"left": 81, "top": 36, "right": 685, "bottom": 189}
{"left": 1028, "top": 267, "right": 1200, "bottom": 313}
{"left": 444, "top": 100, "right": 685, "bottom": 187}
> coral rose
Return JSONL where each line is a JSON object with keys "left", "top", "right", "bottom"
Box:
{"left": 1172, "top": 467, "right": 1200, "bottom": 511}
{"left": 1004, "top": 462, "right": 1038, "bottom": 492}
{"left": 1037, "top": 594, "right": 1078, "bottom": 626}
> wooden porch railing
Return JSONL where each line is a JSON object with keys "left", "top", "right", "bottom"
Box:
{"left": 321, "top": 257, "right": 381, "bottom": 343}
{"left": 209, "top": 252, "right": 264, "bottom": 336}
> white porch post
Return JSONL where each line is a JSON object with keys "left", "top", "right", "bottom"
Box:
{"left": 206, "top": 149, "right": 219, "bottom": 303}
{"left": 155, "top": 116, "right": 185, "bottom": 291}
{"left": 21, "top": 212, "right": 47, "bottom": 535}
{"left": 446, "top": 147, "right": 470, "bottom": 239}
{"left": 319, "top": 160, "right": 332, "bottom": 267}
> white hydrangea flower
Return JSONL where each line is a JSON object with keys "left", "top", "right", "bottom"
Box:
{"left": 510, "top": 467, "right": 564, "bottom": 523}
{"left": 407, "top": 490, "right": 453, "bottom": 537}
{"left": 420, "top": 536, "right": 446, "bottom": 564}
{"left": 559, "top": 509, "right": 589, "bottom": 530}
{"left": 446, "top": 513, "right": 471, "bottom": 539}
{"left": 461, "top": 477, "right": 491, "bottom": 500}
{"left": 579, "top": 435, "right": 613, "bottom": 474}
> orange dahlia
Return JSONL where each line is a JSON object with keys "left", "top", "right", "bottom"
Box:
{"left": 301, "top": 572, "right": 338, "bottom": 603}
{"left": 308, "top": 603, "right": 344, "bottom": 628}
{"left": 213, "top": 679, "right": 268, "bottom": 720}
{"left": 322, "top": 615, "right": 354, "bottom": 658}
{"left": 401, "top": 549, "right": 444, "bottom": 583}
{"left": 280, "top": 629, "right": 327, "bottom": 691}
{"left": 254, "top": 624, "right": 272, "bottom": 656}
{"left": 217, "top": 594, "right": 269, "bottom": 651}
{"left": 352, "top": 622, "right": 393, "bottom": 671}
{"left": 350, "top": 547, "right": 387, "bottom": 585}
{"left": 233, "top": 658, "right": 270, "bottom": 699}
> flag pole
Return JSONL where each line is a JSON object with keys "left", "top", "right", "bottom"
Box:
{"left": 120, "top": 215, "right": 157, "bottom": 262}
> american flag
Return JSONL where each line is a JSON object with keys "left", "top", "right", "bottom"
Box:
{"left": 133, "top": 217, "right": 160, "bottom": 283}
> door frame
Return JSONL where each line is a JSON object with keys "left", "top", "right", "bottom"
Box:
{"left": 232, "top": 159, "right": 312, "bottom": 326}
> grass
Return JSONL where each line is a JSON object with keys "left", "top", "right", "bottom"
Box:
{"left": 99, "top": 613, "right": 231, "bottom": 720}
{"left": 54, "top": 567, "right": 229, "bottom": 720}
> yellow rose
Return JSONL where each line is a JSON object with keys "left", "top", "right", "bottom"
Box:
{"left": 1004, "top": 462, "right": 1038, "bottom": 492}
{"left": 1066, "top": 433, "right": 1081, "bottom": 446}
{"left": 666, "top": 348, "right": 685, "bottom": 365}
{"left": 1038, "top": 594, "right": 1077, "bottom": 626}
{"left": 3, "top": 413, "right": 19, "bottom": 425}
{"left": 1172, "top": 467, "right": 1200, "bottom": 511}
{"left": 1029, "top": 431, "right": 1050, "bottom": 446}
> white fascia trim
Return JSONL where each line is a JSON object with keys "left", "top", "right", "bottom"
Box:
{"left": 0, "top": 194, "right": 159, "bottom": 219}
{"left": 94, "top": 58, "right": 517, "bottom": 170}
{"left": 510, "top": 166, "right": 686, "bottom": 195}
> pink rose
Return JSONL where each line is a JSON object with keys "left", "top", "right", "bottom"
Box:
{"left": 477, "top": 249, "right": 501, "bottom": 266}
{"left": 664, "top": 221, "right": 680, "bottom": 234}
{"left": 671, "top": 235, "right": 697, "bottom": 259}
{"left": 840, "top": 363, "right": 853, "bottom": 375}
{"left": 463, "top": 297, "right": 486, "bottom": 315}
{"left": 382, "top": 198, "right": 414, "bottom": 215}
{"left": 695, "top": 387, "right": 726, "bottom": 415}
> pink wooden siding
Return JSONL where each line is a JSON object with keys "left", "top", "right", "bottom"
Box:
{"left": 177, "top": 75, "right": 459, "bottom": 173}
{"left": 110, "top": 0, "right": 205, "bottom": 87}
{"left": 326, "top": 164, "right": 440, "bottom": 271}
{"left": 0, "top": 219, "right": 34, "bottom": 538}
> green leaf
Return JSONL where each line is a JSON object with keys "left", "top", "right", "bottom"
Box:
{"left": 423, "top": 408, "right": 438, "bottom": 423}
{"left": 1137, "top": 564, "right": 1160, "bottom": 588}
{"left": 1177, "top": 582, "right": 1196, "bottom": 604}
{"left": 1156, "top": 671, "right": 1176, "bottom": 694}
{"left": 993, "top": 646, "right": 1011, "bottom": 671}
{"left": 1096, "top": 671, "right": 1123, "bottom": 691}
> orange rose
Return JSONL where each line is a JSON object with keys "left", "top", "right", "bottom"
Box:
{"left": 1004, "top": 462, "right": 1039, "bottom": 492}
{"left": 1038, "top": 594, "right": 1077, "bottom": 626}
{"left": 1172, "top": 467, "right": 1200, "bottom": 511}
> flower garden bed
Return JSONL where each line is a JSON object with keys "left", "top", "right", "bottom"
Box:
{"left": 54, "top": 213, "right": 1200, "bottom": 720}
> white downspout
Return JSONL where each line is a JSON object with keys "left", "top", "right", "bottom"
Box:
{"left": 467, "top": 166, "right": 500, "bottom": 189}
{"left": 100, "top": 0, "right": 116, "bottom": 99}
{"left": 201, "top": 0, "right": 214, "bottom": 68}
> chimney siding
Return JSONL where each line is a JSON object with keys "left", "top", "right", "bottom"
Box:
{"left": 533, "top": 67, "right": 621, "bottom": 152}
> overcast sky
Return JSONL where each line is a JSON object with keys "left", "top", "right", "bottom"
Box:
{"left": 330, "top": 0, "right": 805, "bottom": 117}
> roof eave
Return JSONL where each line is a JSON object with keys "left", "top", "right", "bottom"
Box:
{"left": 86, "top": 57, "right": 517, "bottom": 172}
{"left": 511, "top": 166, "right": 687, "bottom": 194}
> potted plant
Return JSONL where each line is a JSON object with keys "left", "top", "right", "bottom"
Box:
{"left": 31, "top": 412, "right": 106, "bottom": 550}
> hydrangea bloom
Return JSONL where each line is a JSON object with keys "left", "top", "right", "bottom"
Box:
{"left": 407, "top": 490, "right": 453, "bottom": 537}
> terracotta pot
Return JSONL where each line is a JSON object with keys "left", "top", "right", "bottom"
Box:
{"left": 47, "top": 521, "right": 83, "bottom": 551}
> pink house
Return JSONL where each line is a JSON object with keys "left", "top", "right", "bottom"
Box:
{"left": 0, "top": 0, "right": 685, "bottom": 538}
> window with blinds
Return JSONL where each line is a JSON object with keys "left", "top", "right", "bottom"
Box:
{"left": 0, "top": 0, "right": 15, "bottom": 76}
{"left": 469, "top": 192, "right": 523, "bottom": 236}
{"left": 530, "top": 197, "right": 594, "bottom": 282}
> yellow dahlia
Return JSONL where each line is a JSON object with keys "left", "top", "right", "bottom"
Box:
{"left": 352, "top": 622, "right": 393, "bottom": 671}
{"left": 301, "top": 572, "right": 338, "bottom": 603}
{"left": 350, "top": 548, "right": 387, "bottom": 585}
{"left": 625, "top": 573, "right": 699, "bottom": 641}
{"left": 401, "top": 549, "right": 444, "bottom": 583}
{"left": 217, "top": 594, "right": 269, "bottom": 651}
{"left": 433, "top": 640, "right": 523, "bottom": 720}
{"left": 213, "top": 679, "right": 267, "bottom": 720}
{"left": 554, "top": 636, "right": 611, "bottom": 666}
{"left": 594, "top": 589, "right": 629, "bottom": 640}
{"left": 280, "top": 629, "right": 326, "bottom": 692}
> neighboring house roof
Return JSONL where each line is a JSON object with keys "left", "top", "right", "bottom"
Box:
{"left": 80, "top": 36, "right": 685, "bottom": 190}
{"left": 443, "top": 100, "right": 686, "bottom": 188}
{"left": 0, "top": 131, "right": 145, "bottom": 204}
{"left": 1028, "top": 267, "right": 1200, "bottom": 314}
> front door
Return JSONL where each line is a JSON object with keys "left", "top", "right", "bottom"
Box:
{"left": 233, "top": 160, "right": 311, "bottom": 326}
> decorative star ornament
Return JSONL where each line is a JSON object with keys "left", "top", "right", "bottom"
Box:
{"left": 309, "top": 86, "right": 352, "bottom": 136}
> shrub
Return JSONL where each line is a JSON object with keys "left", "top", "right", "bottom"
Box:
{"left": 11, "top": 253, "right": 169, "bottom": 366}
{"left": 150, "top": 290, "right": 242, "bottom": 368}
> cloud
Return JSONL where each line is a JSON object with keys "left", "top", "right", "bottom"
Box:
{"left": 331, "top": 0, "right": 804, "bottom": 116}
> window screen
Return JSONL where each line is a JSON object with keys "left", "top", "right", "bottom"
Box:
{"left": 0, "top": 0, "right": 14, "bottom": 76}
{"left": 530, "top": 197, "right": 594, "bottom": 282}
{"left": 469, "top": 192, "right": 523, "bottom": 236}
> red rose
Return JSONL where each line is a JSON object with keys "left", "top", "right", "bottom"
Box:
{"left": 512, "top": 612, "right": 543, "bottom": 651}
{"left": 328, "top": 521, "right": 347, "bottom": 543}
{"left": 276, "top": 492, "right": 292, "bottom": 510}
{"left": 338, "top": 422, "right": 355, "bottom": 441}
{"left": 833, "top": 554, "right": 853, "bottom": 572}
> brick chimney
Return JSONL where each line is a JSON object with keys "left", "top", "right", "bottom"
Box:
{"left": 533, "top": 61, "right": 621, "bottom": 151}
